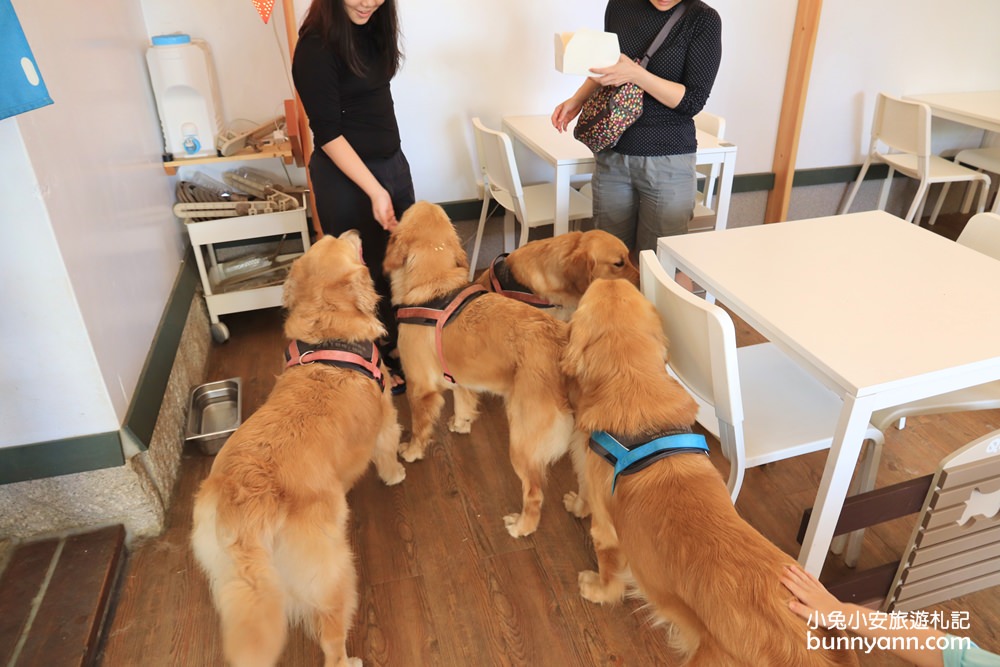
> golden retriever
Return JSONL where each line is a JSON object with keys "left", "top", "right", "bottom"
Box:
{"left": 475, "top": 230, "right": 639, "bottom": 320}
{"left": 561, "top": 279, "right": 859, "bottom": 667}
{"left": 385, "top": 201, "right": 577, "bottom": 537}
{"left": 190, "top": 231, "right": 406, "bottom": 667}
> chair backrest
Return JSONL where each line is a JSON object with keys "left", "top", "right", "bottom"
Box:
{"left": 693, "top": 111, "right": 726, "bottom": 208}
{"left": 694, "top": 110, "right": 725, "bottom": 140}
{"left": 957, "top": 212, "right": 1000, "bottom": 260}
{"left": 884, "top": 428, "right": 1000, "bottom": 612}
{"left": 471, "top": 117, "right": 526, "bottom": 219}
{"left": 871, "top": 92, "right": 932, "bottom": 168}
{"left": 638, "top": 250, "right": 744, "bottom": 430}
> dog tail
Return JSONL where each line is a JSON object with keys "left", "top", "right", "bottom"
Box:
{"left": 193, "top": 481, "right": 288, "bottom": 667}
{"left": 218, "top": 532, "right": 287, "bottom": 666}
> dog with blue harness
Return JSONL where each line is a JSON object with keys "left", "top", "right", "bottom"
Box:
{"left": 561, "top": 277, "right": 859, "bottom": 667}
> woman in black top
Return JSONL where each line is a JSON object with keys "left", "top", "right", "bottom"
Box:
{"left": 552, "top": 0, "right": 722, "bottom": 254}
{"left": 292, "top": 0, "right": 413, "bottom": 391}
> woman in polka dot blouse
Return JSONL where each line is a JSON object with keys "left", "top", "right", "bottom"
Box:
{"left": 552, "top": 0, "right": 722, "bottom": 254}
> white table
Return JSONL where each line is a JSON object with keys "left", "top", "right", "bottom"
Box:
{"left": 905, "top": 90, "right": 1000, "bottom": 134}
{"left": 656, "top": 210, "right": 1000, "bottom": 576}
{"left": 501, "top": 114, "right": 738, "bottom": 237}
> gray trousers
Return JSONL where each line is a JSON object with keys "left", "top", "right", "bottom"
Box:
{"left": 592, "top": 151, "right": 696, "bottom": 253}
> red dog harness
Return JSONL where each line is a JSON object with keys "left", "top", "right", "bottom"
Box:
{"left": 394, "top": 284, "right": 488, "bottom": 383}
{"left": 487, "top": 254, "right": 554, "bottom": 309}
{"left": 284, "top": 340, "right": 384, "bottom": 391}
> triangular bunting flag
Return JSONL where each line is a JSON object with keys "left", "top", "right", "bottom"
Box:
{"left": 252, "top": 0, "right": 275, "bottom": 24}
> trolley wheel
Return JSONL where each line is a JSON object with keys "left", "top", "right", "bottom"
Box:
{"left": 210, "top": 322, "right": 230, "bottom": 344}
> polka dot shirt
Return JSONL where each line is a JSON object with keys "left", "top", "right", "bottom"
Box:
{"left": 605, "top": 0, "right": 722, "bottom": 156}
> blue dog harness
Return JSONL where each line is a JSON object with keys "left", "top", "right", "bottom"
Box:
{"left": 589, "top": 429, "right": 709, "bottom": 494}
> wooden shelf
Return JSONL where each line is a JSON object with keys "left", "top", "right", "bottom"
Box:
{"left": 162, "top": 142, "right": 294, "bottom": 175}
{"left": 161, "top": 99, "right": 305, "bottom": 175}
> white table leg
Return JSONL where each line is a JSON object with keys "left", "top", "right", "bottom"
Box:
{"left": 554, "top": 167, "right": 571, "bottom": 237}
{"left": 714, "top": 149, "right": 736, "bottom": 232}
{"left": 798, "top": 395, "right": 874, "bottom": 576}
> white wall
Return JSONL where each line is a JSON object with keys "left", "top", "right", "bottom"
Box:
{"left": 0, "top": 0, "right": 181, "bottom": 447}
{"left": 0, "top": 120, "right": 116, "bottom": 446}
{"left": 802, "top": 0, "right": 1000, "bottom": 168}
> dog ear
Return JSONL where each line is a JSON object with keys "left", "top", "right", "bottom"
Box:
{"left": 560, "top": 320, "right": 592, "bottom": 381}
{"left": 282, "top": 251, "right": 310, "bottom": 311}
{"left": 383, "top": 233, "right": 407, "bottom": 276}
{"left": 565, "top": 248, "right": 597, "bottom": 295}
{"left": 450, "top": 234, "right": 470, "bottom": 271}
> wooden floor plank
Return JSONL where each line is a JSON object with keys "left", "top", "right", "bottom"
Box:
{"left": 17, "top": 525, "right": 124, "bottom": 667}
{"left": 349, "top": 468, "right": 421, "bottom": 587}
{"left": 350, "top": 576, "right": 444, "bottom": 666}
{"left": 478, "top": 548, "right": 587, "bottom": 667}
{"left": 0, "top": 538, "right": 59, "bottom": 665}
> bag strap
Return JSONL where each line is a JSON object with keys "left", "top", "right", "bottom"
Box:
{"left": 638, "top": 1, "right": 690, "bottom": 69}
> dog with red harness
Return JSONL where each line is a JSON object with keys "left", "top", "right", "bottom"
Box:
{"left": 385, "top": 201, "right": 580, "bottom": 538}
{"left": 474, "top": 230, "right": 639, "bottom": 321}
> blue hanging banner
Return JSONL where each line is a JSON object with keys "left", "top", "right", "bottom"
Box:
{"left": 0, "top": 0, "right": 52, "bottom": 121}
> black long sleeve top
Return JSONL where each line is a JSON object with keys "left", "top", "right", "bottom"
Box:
{"left": 291, "top": 24, "right": 402, "bottom": 160}
{"left": 606, "top": 0, "right": 722, "bottom": 156}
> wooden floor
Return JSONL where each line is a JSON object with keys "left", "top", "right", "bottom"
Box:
{"left": 100, "top": 218, "right": 1000, "bottom": 666}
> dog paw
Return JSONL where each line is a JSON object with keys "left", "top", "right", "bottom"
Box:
{"left": 503, "top": 512, "right": 537, "bottom": 538}
{"left": 379, "top": 463, "right": 406, "bottom": 486}
{"left": 448, "top": 415, "right": 472, "bottom": 434}
{"left": 399, "top": 441, "right": 426, "bottom": 463}
{"left": 579, "top": 570, "right": 622, "bottom": 605}
{"left": 345, "top": 658, "right": 362, "bottom": 667}
{"left": 562, "top": 491, "right": 591, "bottom": 518}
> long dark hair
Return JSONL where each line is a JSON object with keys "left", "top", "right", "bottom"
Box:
{"left": 299, "top": 0, "right": 402, "bottom": 78}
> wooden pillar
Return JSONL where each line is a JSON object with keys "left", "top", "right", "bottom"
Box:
{"left": 282, "top": 0, "right": 322, "bottom": 238}
{"left": 764, "top": 0, "right": 823, "bottom": 223}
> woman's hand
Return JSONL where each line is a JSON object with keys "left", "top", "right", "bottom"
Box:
{"left": 552, "top": 78, "right": 602, "bottom": 132}
{"left": 588, "top": 54, "right": 644, "bottom": 88}
{"left": 780, "top": 565, "right": 845, "bottom": 628}
{"left": 552, "top": 98, "right": 583, "bottom": 133}
{"left": 370, "top": 189, "right": 398, "bottom": 231}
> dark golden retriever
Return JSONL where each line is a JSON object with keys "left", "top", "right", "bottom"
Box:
{"left": 561, "top": 278, "right": 859, "bottom": 667}
{"left": 385, "top": 201, "right": 577, "bottom": 537}
{"left": 191, "top": 231, "right": 405, "bottom": 667}
{"left": 475, "top": 230, "right": 639, "bottom": 320}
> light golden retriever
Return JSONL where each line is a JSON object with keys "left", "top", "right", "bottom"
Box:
{"left": 561, "top": 279, "right": 859, "bottom": 667}
{"left": 475, "top": 230, "right": 639, "bottom": 320}
{"left": 385, "top": 201, "right": 577, "bottom": 537}
{"left": 190, "top": 231, "right": 406, "bottom": 667}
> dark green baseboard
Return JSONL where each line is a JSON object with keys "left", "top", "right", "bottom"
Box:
{"left": 3, "top": 162, "right": 880, "bottom": 485}
{"left": 0, "top": 432, "right": 124, "bottom": 485}
{"left": 442, "top": 164, "right": 885, "bottom": 222}
{"left": 122, "top": 247, "right": 200, "bottom": 452}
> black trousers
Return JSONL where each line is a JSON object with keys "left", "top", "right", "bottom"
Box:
{"left": 309, "top": 148, "right": 415, "bottom": 353}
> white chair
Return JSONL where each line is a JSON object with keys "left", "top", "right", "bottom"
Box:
{"left": 839, "top": 93, "right": 991, "bottom": 225}
{"left": 638, "top": 250, "right": 885, "bottom": 506}
{"left": 468, "top": 117, "right": 592, "bottom": 280}
{"left": 943, "top": 146, "right": 1000, "bottom": 215}
{"left": 692, "top": 111, "right": 726, "bottom": 231}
